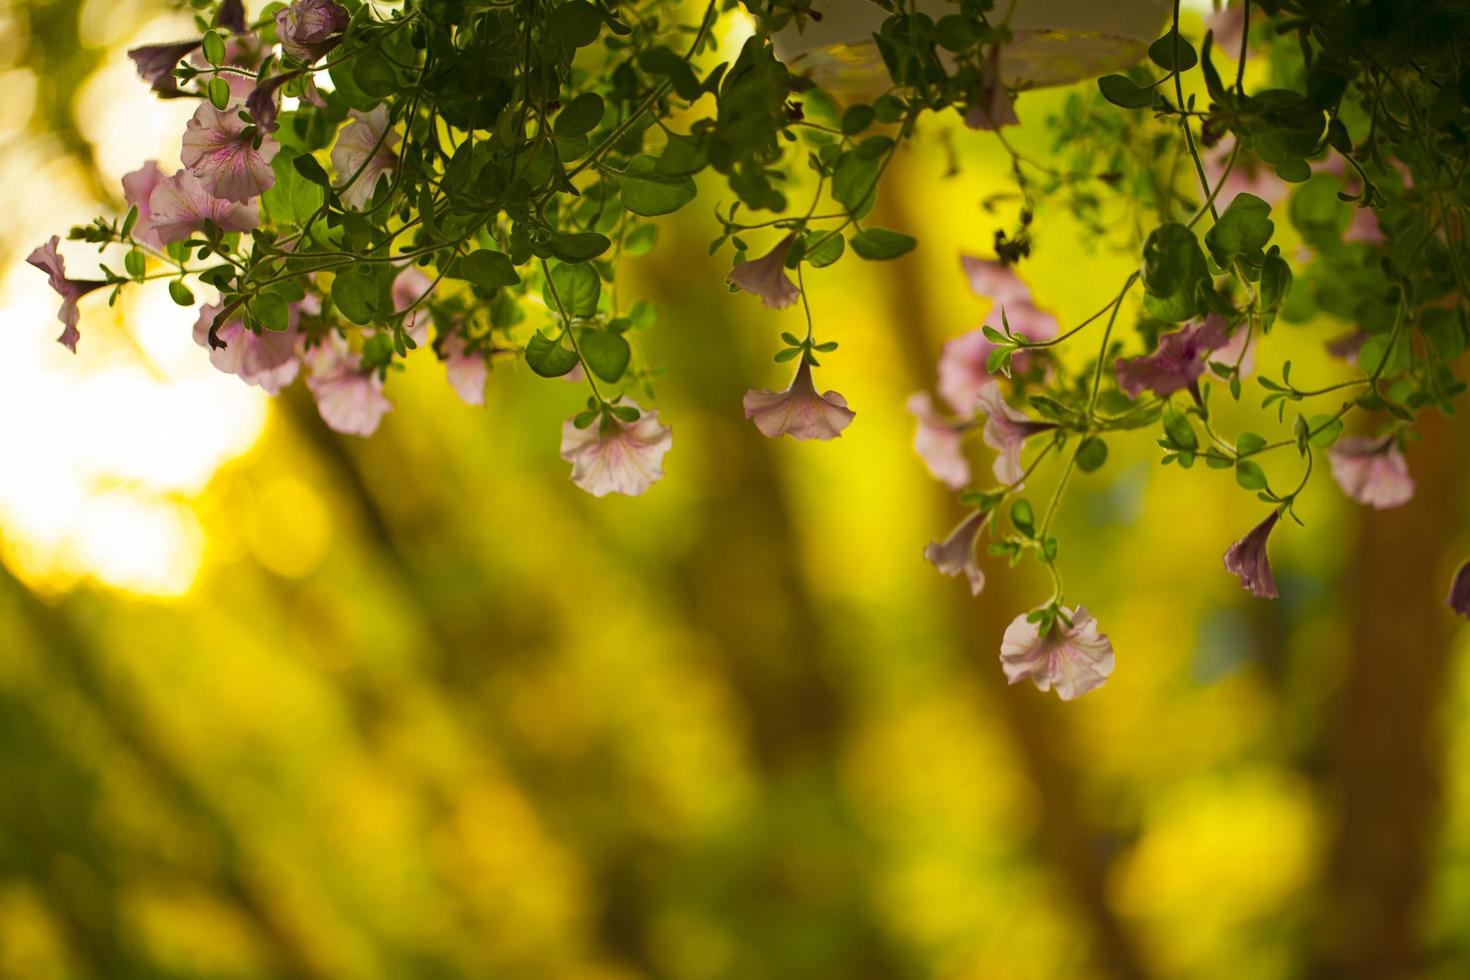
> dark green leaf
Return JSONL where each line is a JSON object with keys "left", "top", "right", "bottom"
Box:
{"left": 850, "top": 228, "right": 915, "bottom": 260}
{"left": 578, "top": 329, "right": 631, "bottom": 383}
{"left": 1098, "top": 73, "right": 1155, "bottom": 109}
{"left": 547, "top": 262, "right": 600, "bottom": 317}
{"left": 453, "top": 249, "right": 521, "bottom": 289}
{"left": 615, "top": 155, "right": 696, "bottom": 216}
{"left": 525, "top": 329, "right": 581, "bottom": 377}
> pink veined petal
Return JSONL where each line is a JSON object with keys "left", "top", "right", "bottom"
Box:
{"left": 331, "top": 105, "right": 400, "bottom": 210}
{"left": 727, "top": 234, "right": 800, "bottom": 310}
{"left": 907, "top": 391, "right": 971, "bottom": 489}
{"left": 742, "top": 360, "right": 854, "bottom": 441}
{"left": 147, "top": 170, "right": 260, "bottom": 244}
{"left": 1328, "top": 437, "right": 1415, "bottom": 509}
{"left": 559, "top": 403, "right": 673, "bottom": 497}
{"left": 999, "top": 606, "right": 1115, "bottom": 700}
{"left": 181, "top": 104, "right": 279, "bottom": 203}
{"left": 923, "top": 511, "right": 986, "bottom": 595}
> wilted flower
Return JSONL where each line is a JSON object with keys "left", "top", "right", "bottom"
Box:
{"left": 924, "top": 511, "right": 986, "bottom": 595}
{"left": 331, "top": 105, "right": 400, "bottom": 210}
{"left": 276, "top": 0, "right": 350, "bottom": 63}
{"left": 907, "top": 391, "right": 972, "bottom": 489}
{"left": 1000, "top": 606, "right": 1115, "bottom": 701}
{"left": 743, "top": 359, "right": 855, "bottom": 441}
{"left": 974, "top": 381, "right": 1054, "bottom": 485}
{"left": 304, "top": 336, "right": 393, "bottom": 436}
{"left": 121, "top": 161, "right": 166, "bottom": 249}
{"left": 147, "top": 169, "right": 260, "bottom": 244}
{"left": 1115, "top": 315, "right": 1232, "bottom": 400}
{"left": 560, "top": 403, "right": 673, "bottom": 497}
{"left": 442, "top": 333, "right": 487, "bottom": 406}
{"left": 727, "top": 233, "right": 800, "bottom": 309}
{"left": 127, "top": 40, "right": 203, "bottom": 95}
{"left": 192, "top": 303, "right": 301, "bottom": 393}
{"left": 26, "top": 237, "right": 105, "bottom": 354}
{"left": 1223, "top": 510, "right": 1281, "bottom": 599}
{"left": 246, "top": 70, "right": 306, "bottom": 133}
{"left": 1447, "top": 560, "right": 1470, "bottom": 618}
{"left": 963, "top": 47, "right": 1018, "bottom": 130}
{"left": 181, "top": 103, "right": 279, "bottom": 202}
{"left": 1328, "top": 436, "right": 1415, "bottom": 509}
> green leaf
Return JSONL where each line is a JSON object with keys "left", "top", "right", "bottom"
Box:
{"left": 332, "top": 268, "right": 381, "bottom": 325}
{"left": 208, "top": 77, "right": 231, "bottom": 110}
{"left": 615, "top": 155, "right": 697, "bottom": 217}
{"left": 124, "top": 249, "right": 146, "bottom": 280}
{"left": 253, "top": 292, "right": 291, "bottom": 332}
{"left": 804, "top": 232, "right": 844, "bottom": 268}
{"left": 547, "top": 262, "right": 600, "bottom": 317}
{"left": 202, "top": 31, "right": 225, "bottom": 67}
{"left": 850, "top": 228, "right": 915, "bottom": 260}
{"left": 292, "top": 153, "right": 331, "bottom": 186}
{"left": 1236, "top": 431, "right": 1267, "bottom": 456}
{"left": 1163, "top": 410, "right": 1198, "bottom": 451}
{"left": 1148, "top": 29, "right": 1198, "bottom": 71}
{"left": 525, "top": 330, "right": 581, "bottom": 377}
{"left": 168, "top": 280, "right": 195, "bottom": 306}
{"left": 639, "top": 46, "right": 702, "bottom": 101}
{"left": 554, "top": 93, "right": 605, "bottom": 138}
{"left": 1235, "top": 459, "right": 1268, "bottom": 490}
{"left": 1098, "top": 73, "right": 1155, "bottom": 109}
{"left": 453, "top": 249, "right": 521, "bottom": 290}
{"left": 1011, "top": 499, "right": 1035, "bottom": 536}
{"left": 1076, "top": 437, "right": 1109, "bottom": 472}
{"left": 578, "top": 329, "right": 631, "bottom": 383}
{"left": 546, "top": 231, "right": 611, "bottom": 262}
{"left": 623, "top": 223, "right": 658, "bottom": 257}
{"left": 1307, "top": 414, "right": 1344, "bottom": 447}
{"left": 831, "top": 152, "right": 880, "bottom": 213}
{"left": 841, "top": 104, "right": 875, "bottom": 135}
{"left": 1142, "top": 223, "right": 1207, "bottom": 298}
{"left": 547, "top": 0, "right": 601, "bottom": 47}
{"left": 1205, "top": 193, "right": 1274, "bottom": 267}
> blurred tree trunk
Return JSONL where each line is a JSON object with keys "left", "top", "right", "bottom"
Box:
{"left": 875, "top": 159, "right": 1153, "bottom": 980}
{"left": 1312, "top": 407, "right": 1470, "bottom": 979}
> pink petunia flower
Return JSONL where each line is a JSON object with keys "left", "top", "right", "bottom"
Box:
{"left": 743, "top": 359, "right": 855, "bottom": 441}
{"left": 727, "top": 233, "right": 800, "bottom": 310}
{"left": 1208, "top": 2, "right": 1247, "bottom": 59}
{"left": 391, "top": 266, "right": 434, "bottom": 347}
{"left": 940, "top": 256, "right": 1058, "bottom": 414}
{"left": 275, "top": 0, "right": 351, "bottom": 63}
{"left": 122, "top": 161, "right": 167, "bottom": 249}
{"left": 907, "top": 391, "right": 972, "bottom": 489}
{"left": 192, "top": 302, "right": 301, "bottom": 393}
{"left": 1223, "top": 510, "right": 1281, "bottom": 599}
{"left": 974, "top": 382, "right": 1054, "bottom": 485}
{"left": 560, "top": 402, "right": 673, "bottom": 497}
{"left": 1208, "top": 320, "right": 1255, "bottom": 378}
{"left": 1328, "top": 436, "right": 1415, "bottom": 509}
{"left": 1447, "top": 560, "right": 1470, "bottom": 619}
{"left": 331, "top": 105, "right": 400, "bottom": 210}
{"left": 1000, "top": 606, "right": 1115, "bottom": 701}
{"left": 442, "top": 333, "right": 487, "bottom": 406}
{"left": 127, "top": 40, "right": 203, "bottom": 95}
{"left": 960, "top": 254, "right": 1032, "bottom": 309}
{"left": 963, "top": 47, "right": 1018, "bottom": 131}
{"left": 26, "top": 237, "right": 106, "bottom": 354}
{"left": 304, "top": 335, "right": 393, "bottom": 436}
{"left": 147, "top": 169, "right": 260, "bottom": 244}
{"left": 1203, "top": 138, "right": 1286, "bottom": 209}
{"left": 181, "top": 103, "right": 279, "bottom": 203}
{"left": 1114, "top": 315, "right": 1232, "bottom": 400}
{"left": 924, "top": 511, "right": 986, "bottom": 595}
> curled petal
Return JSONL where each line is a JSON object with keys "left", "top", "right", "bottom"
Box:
{"left": 392, "top": 266, "right": 434, "bottom": 347}
{"left": 728, "top": 233, "right": 800, "bottom": 309}
{"left": 924, "top": 511, "right": 986, "bottom": 595}
{"left": 330, "top": 105, "right": 400, "bottom": 210}
{"left": 27, "top": 237, "right": 104, "bottom": 354}
{"left": 560, "top": 403, "right": 673, "bottom": 497}
{"left": 1000, "top": 606, "right": 1115, "bottom": 701}
{"left": 192, "top": 303, "right": 301, "bottom": 393}
{"left": 147, "top": 170, "right": 260, "bottom": 244}
{"left": 1223, "top": 510, "right": 1280, "bottom": 599}
{"left": 304, "top": 336, "right": 393, "bottom": 436}
{"left": 1447, "top": 560, "right": 1470, "bottom": 619}
{"left": 122, "top": 161, "right": 167, "bottom": 249}
{"left": 1328, "top": 436, "right": 1414, "bottom": 509}
{"left": 1115, "top": 315, "right": 1232, "bottom": 400}
{"left": 974, "top": 382, "right": 1053, "bottom": 485}
{"left": 128, "top": 40, "right": 203, "bottom": 95}
{"left": 743, "top": 359, "right": 854, "bottom": 441}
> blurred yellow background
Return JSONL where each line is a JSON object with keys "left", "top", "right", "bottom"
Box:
{"left": 2, "top": 2, "right": 1469, "bottom": 978}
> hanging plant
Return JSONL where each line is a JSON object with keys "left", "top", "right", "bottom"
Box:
{"left": 32, "top": 0, "right": 1470, "bottom": 698}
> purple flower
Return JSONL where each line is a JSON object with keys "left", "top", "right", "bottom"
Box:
{"left": 304, "top": 336, "right": 393, "bottom": 436}
{"left": 1447, "top": 561, "right": 1470, "bottom": 619}
{"left": 26, "top": 237, "right": 105, "bottom": 354}
{"left": 218, "top": 0, "right": 247, "bottom": 34}
{"left": 1326, "top": 329, "right": 1370, "bottom": 361}
{"left": 192, "top": 302, "right": 301, "bottom": 393}
{"left": 1328, "top": 436, "right": 1415, "bottom": 509}
{"left": 442, "top": 333, "right": 487, "bottom": 406}
{"left": 1114, "top": 315, "right": 1233, "bottom": 400}
{"left": 127, "top": 40, "right": 203, "bottom": 95}
{"left": 122, "top": 161, "right": 167, "bottom": 249}
{"left": 907, "top": 391, "right": 972, "bottom": 489}
{"left": 743, "top": 359, "right": 855, "bottom": 441}
{"left": 1223, "top": 510, "right": 1281, "bottom": 599}
{"left": 1000, "top": 606, "right": 1115, "bottom": 701}
{"left": 560, "top": 403, "right": 673, "bottom": 497}
{"left": 963, "top": 47, "right": 1018, "bottom": 131}
{"left": 974, "top": 382, "right": 1054, "bottom": 485}
{"left": 276, "top": 0, "right": 351, "bottom": 63}
{"left": 727, "top": 233, "right": 800, "bottom": 310}
{"left": 181, "top": 103, "right": 279, "bottom": 202}
{"left": 924, "top": 511, "right": 986, "bottom": 595}
{"left": 330, "top": 106, "right": 400, "bottom": 210}
{"left": 245, "top": 70, "right": 306, "bottom": 133}
{"left": 147, "top": 169, "right": 260, "bottom": 244}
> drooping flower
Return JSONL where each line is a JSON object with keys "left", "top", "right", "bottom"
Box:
{"left": 1114, "top": 315, "right": 1233, "bottom": 400}
{"left": 391, "top": 266, "right": 434, "bottom": 347}
{"left": 304, "top": 335, "right": 393, "bottom": 436}
{"left": 924, "top": 511, "right": 986, "bottom": 595}
{"left": 1223, "top": 510, "right": 1281, "bottom": 599}
{"left": 1328, "top": 436, "right": 1415, "bottom": 509}
{"left": 1447, "top": 560, "right": 1470, "bottom": 619}
{"left": 147, "top": 169, "right": 260, "bottom": 244}
{"left": 940, "top": 256, "right": 1058, "bottom": 414}
{"left": 122, "top": 161, "right": 167, "bottom": 249}
{"left": 127, "top": 40, "right": 203, "bottom": 95}
{"left": 906, "top": 391, "right": 972, "bottom": 489}
{"left": 727, "top": 233, "right": 800, "bottom": 310}
{"left": 218, "top": 0, "right": 247, "bottom": 33}
{"left": 1000, "top": 606, "right": 1115, "bottom": 701}
{"left": 560, "top": 403, "right": 673, "bottom": 497}
{"left": 246, "top": 70, "right": 305, "bottom": 133}
{"left": 443, "top": 333, "right": 487, "bottom": 406}
{"left": 974, "top": 382, "right": 1054, "bottom": 485}
{"left": 960, "top": 254, "right": 1032, "bottom": 309}
{"left": 963, "top": 46, "right": 1018, "bottom": 131}
{"left": 181, "top": 103, "right": 279, "bottom": 203}
{"left": 330, "top": 105, "right": 400, "bottom": 210}
{"left": 26, "top": 237, "right": 106, "bottom": 354}
{"left": 743, "top": 359, "right": 855, "bottom": 441}
{"left": 192, "top": 303, "right": 301, "bottom": 393}
{"left": 276, "top": 0, "right": 351, "bottom": 63}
